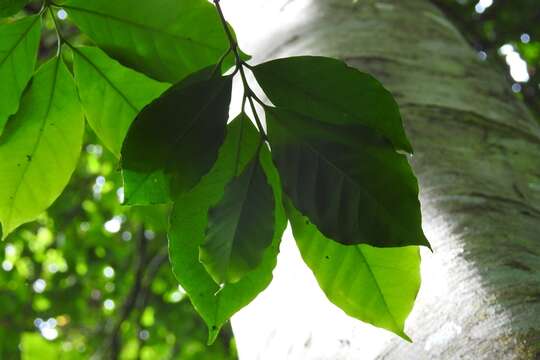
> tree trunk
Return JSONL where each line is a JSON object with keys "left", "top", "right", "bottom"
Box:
{"left": 225, "top": 0, "right": 540, "bottom": 359}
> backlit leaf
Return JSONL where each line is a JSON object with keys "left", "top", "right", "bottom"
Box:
{"left": 287, "top": 202, "right": 420, "bottom": 340}
{"left": 64, "top": 0, "right": 238, "bottom": 82}
{"left": 0, "top": 57, "right": 84, "bottom": 238}
{"left": 73, "top": 46, "right": 169, "bottom": 157}
{"left": 121, "top": 68, "right": 232, "bottom": 205}
{"left": 0, "top": 16, "right": 41, "bottom": 135}
{"left": 168, "top": 115, "right": 286, "bottom": 343}
{"left": 266, "top": 107, "right": 429, "bottom": 248}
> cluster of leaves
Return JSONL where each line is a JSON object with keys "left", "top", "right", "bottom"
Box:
{"left": 0, "top": 0, "right": 430, "bottom": 354}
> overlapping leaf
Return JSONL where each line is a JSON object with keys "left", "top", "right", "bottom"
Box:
{"left": 200, "top": 148, "right": 275, "bottom": 285}
{"left": 0, "top": 16, "right": 41, "bottom": 135}
{"left": 73, "top": 46, "right": 169, "bottom": 157}
{"left": 63, "top": 0, "right": 238, "bottom": 82}
{"left": 168, "top": 115, "right": 286, "bottom": 343}
{"left": 0, "top": 57, "right": 84, "bottom": 238}
{"left": 121, "top": 68, "right": 232, "bottom": 205}
{"left": 287, "top": 202, "right": 420, "bottom": 339}
{"left": 266, "top": 107, "right": 428, "bottom": 248}
{"left": 254, "top": 56, "right": 412, "bottom": 153}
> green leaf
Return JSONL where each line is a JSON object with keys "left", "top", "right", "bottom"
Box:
{"left": 63, "top": 0, "right": 237, "bottom": 82}
{"left": 72, "top": 46, "right": 169, "bottom": 157}
{"left": 168, "top": 115, "right": 286, "bottom": 343}
{"left": 0, "top": 57, "right": 84, "bottom": 238}
{"left": 0, "top": 0, "right": 29, "bottom": 17}
{"left": 266, "top": 107, "right": 429, "bottom": 248}
{"left": 253, "top": 56, "right": 412, "bottom": 153}
{"left": 0, "top": 16, "right": 41, "bottom": 135}
{"left": 287, "top": 202, "right": 420, "bottom": 340}
{"left": 121, "top": 68, "right": 232, "bottom": 206}
{"left": 200, "top": 148, "right": 275, "bottom": 285}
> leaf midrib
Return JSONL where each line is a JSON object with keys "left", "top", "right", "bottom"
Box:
{"left": 353, "top": 245, "right": 402, "bottom": 333}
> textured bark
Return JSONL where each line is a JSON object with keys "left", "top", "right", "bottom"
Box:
{"left": 226, "top": 0, "right": 540, "bottom": 359}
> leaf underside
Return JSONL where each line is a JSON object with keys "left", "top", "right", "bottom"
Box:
{"left": 0, "top": 57, "right": 84, "bottom": 238}
{"left": 64, "top": 0, "right": 237, "bottom": 83}
{"left": 266, "top": 107, "right": 428, "bottom": 248}
{"left": 0, "top": 15, "right": 41, "bottom": 135}
{"left": 200, "top": 149, "right": 275, "bottom": 285}
{"left": 254, "top": 56, "right": 412, "bottom": 153}
{"left": 73, "top": 46, "right": 169, "bottom": 157}
{"left": 168, "top": 115, "right": 286, "bottom": 344}
{"left": 287, "top": 202, "right": 420, "bottom": 340}
{"left": 121, "top": 68, "right": 232, "bottom": 206}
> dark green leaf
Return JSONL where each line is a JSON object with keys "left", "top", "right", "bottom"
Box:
{"left": 121, "top": 68, "right": 232, "bottom": 206}
{"left": 73, "top": 46, "right": 169, "bottom": 157}
{"left": 287, "top": 201, "right": 420, "bottom": 340}
{"left": 200, "top": 148, "right": 275, "bottom": 285}
{"left": 254, "top": 56, "right": 412, "bottom": 153}
{"left": 168, "top": 115, "right": 286, "bottom": 343}
{"left": 266, "top": 107, "right": 429, "bottom": 248}
{"left": 0, "top": 0, "right": 29, "bottom": 17}
{"left": 63, "top": 0, "right": 238, "bottom": 82}
{"left": 0, "top": 15, "right": 41, "bottom": 135}
{"left": 0, "top": 57, "right": 84, "bottom": 238}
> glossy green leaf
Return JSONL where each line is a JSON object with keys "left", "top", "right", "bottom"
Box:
{"left": 266, "top": 107, "right": 429, "bottom": 248}
{"left": 254, "top": 56, "right": 412, "bottom": 153}
{"left": 168, "top": 115, "right": 286, "bottom": 343}
{"left": 0, "top": 57, "right": 84, "bottom": 238}
{"left": 200, "top": 148, "right": 275, "bottom": 285}
{"left": 63, "top": 0, "right": 236, "bottom": 82}
{"left": 0, "top": 0, "right": 29, "bottom": 17}
{"left": 0, "top": 16, "right": 41, "bottom": 134}
{"left": 287, "top": 202, "right": 420, "bottom": 340}
{"left": 73, "top": 46, "right": 169, "bottom": 157}
{"left": 121, "top": 68, "right": 232, "bottom": 206}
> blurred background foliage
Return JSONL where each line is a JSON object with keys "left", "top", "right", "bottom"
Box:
{"left": 0, "top": 0, "right": 538, "bottom": 359}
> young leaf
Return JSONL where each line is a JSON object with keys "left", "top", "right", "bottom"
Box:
{"left": 0, "top": 57, "right": 84, "bottom": 238}
{"left": 253, "top": 56, "right": 412, "bottom": 153}
{"left": 63, "top": 0, "right": 238, "bottom": 82}
{"left": 0, "top": 16, "right": 41, "bottom": 135}
{"left": 286, "top": 202, "right": 420, "bottom": 340}
{"left": 72, "top": 46, "right": 169, "bottom": 157}
{"left": 200, "top": 150, "right": 275, "bottom": 285}
{"left": 266, "top": 107, "right": 429, "bottom": 248}
{"left": 121, "top": 68, "right": 232, "bottom": 206}
{"left": 168, "top": 115, "right": 286, "bottom": 343}
{"left": 0, "top": 0, "right": 29, "bottom": 17}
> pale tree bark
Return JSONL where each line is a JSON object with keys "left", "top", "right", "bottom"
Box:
{"left": 224, "top": 0, "right": 540, "bottom": 359}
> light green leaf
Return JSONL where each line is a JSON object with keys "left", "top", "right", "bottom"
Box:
{"left": 168, "top": 115, "right": 286, "bottom": 343}
{"left": 266, "top": 107, "right": 429, "bottom": 248}
{"left": 200, "top": 148, "right": 275, "bottom": 285}
{"left": 0, "top": 57, "right": 84, "bottom": 238}
{"left": 63, "top": 0, "right": 237, "bottom": 82}
{"left": 72, "top": 46, "right": 169, "bottom": 157}
{"left": 0, "top": 15, "right": 41, "bottom": 135}
{"left": 254, "top": 56, "right": 412, "bottom": 153}
{"left": 287, "top": 201, "right": 420, "bottom": 340}
{"left": 121, "top": 68, "right": 232, "bottom": 206}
